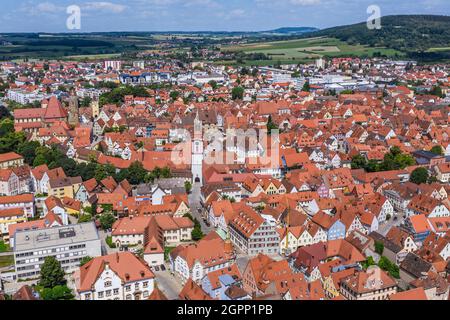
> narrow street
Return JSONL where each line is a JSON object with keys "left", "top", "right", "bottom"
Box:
{"left": 188, "top": 183, "right": 214, "bottom": 234}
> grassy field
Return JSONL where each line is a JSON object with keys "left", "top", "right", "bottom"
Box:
{"left": 222, "top": 37, "right": 403, "bottom": 65}
{"left": 0, "top": 255, "right": 14, "bottom": 268}
{"left": 0, "top": 240, "right": 10, "bottom": 252}
{"left": 65, "top": 53, "right": 122, "bottom": 61}
{"left": 0, "top": 33, "right": 155, "bottom": 60}
{"left": 426, "top": 47, "right": 450, "bottom": 52}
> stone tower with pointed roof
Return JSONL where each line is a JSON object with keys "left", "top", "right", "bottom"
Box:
{"left": 68, "top": 89, "right": 80, "bottom": 126}
{"left": 191, "top": 109, "right": 203, "bottom": 186}
{"left": 91, "top": 98, "right": 100, "bottom": 119}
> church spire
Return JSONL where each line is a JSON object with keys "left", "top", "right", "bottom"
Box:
{"left": 194, "top": 109, "right": 202, "bottom": 140}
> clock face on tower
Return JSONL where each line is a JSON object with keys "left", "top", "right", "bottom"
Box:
{"left": 194, "top": 140, "right": 203, "bottom": 154}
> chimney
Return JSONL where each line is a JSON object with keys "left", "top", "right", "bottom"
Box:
{"left": 116, "top": 253, "right": 120, "bottom": 263}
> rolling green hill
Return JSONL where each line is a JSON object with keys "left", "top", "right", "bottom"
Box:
{"left": 308, "top": 15, "right": 450, "bottom": 61}
{"left": 265, "top": 27, "right": 320, "bottom": 35}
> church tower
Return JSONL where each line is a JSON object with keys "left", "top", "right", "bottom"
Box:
{"left": 191, "top": 110, "right": 203, "bottom": 185}
{"left": 68, "top": 89, "right": 80, "bottom": 126}
{"left": 91, "top": 98, "right": 100, "bottom": 119}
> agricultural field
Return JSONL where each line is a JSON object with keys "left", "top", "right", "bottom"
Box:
{"left": 426, "top": 47, "right": 450, "bottom": 52}
{"left": 65, "top": 53, "right": 122, "bottom": 61}
{"left": 0, "top": 33, "right": 156, "bottom": 60}
{"left": 222, "top": 37, "right": 404, "bottom": 65}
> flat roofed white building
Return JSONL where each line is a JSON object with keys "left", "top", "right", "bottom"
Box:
{"left": 13, "top": 222, "right": 101, "bottom": 280}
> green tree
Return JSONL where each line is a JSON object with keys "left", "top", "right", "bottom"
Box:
{"left": 351, "top": 154, "right": 368, "bottom": 169}
{"left": 99, "top": 213, "right": 116, "bottom": 230}
{"left": 184, "top": 180, "right": 192, "bottom": 194}
{"left": 0, "top": 105, "right": 11, "bottom": 120}
{"left": 106, "top": 235, "right": 116, "bottom": 248}
{"left": 33, "top": 154, "right": 47, "bottom": 167}
{"left": 16, "top": 141, "right": 40, "bottom": 165}
{"left": 266, "top": 115, "right": 278, "bottom": 133}
{"left": 170, "top": 91, "right": 180, "bottom": 100}
{"left": 362, "top": 256, "right": 376, "bottom": 270}
{"left": 208, "top": 80, "right": 218, "bottom": 90}
{"left": 161, "top": 166, "right": 171, "bottom": 178}
{"left": 183, "top": 213, "right": 204, "bottom": 240}
{"left": 374, "top": 241, "right": 384, "bottom": 255}
{"left": 79, "top": 256, "right": 93, "bottom": 267}
{"left": 99, "top": 85, "right": 150, "bottom": 106}
{"left": 94, "top": 163, "right": 116, "bottom": 182}
{"left": 430, "top": 85, "right": 444, "bottom": 98}
{"left": 430, "top": 145, "right": 444, "bottom": 156}
{"left": 192, "top": 227, "right": 204, "bottom": 241}
{"left": 302, "top": 81, "right": 310, "bottom": 92}
{"left": 39, "top": 256, "right": 66, "bottom": 288}
{"left": 122, "top": 161, "right": 147, "bottom": 185}
{"left": 410, "top": 167, "right": 429, "bottom": 185}
{"left": 380, "top": 147, "right": 415, "bottom": 171}
{"left": 41, "top": 285, "right": 74, "bottom": 300}
{"left": 378, "top": 256, "right": 400, "bottom": 279}
{"left": 231, "top": 86, "right": 244, "bottom": 100}
{"left": 0, "top": 240, "right": 9, "bottom": 252}
{"left": 0, "top": 131, "right": 26, "bottom": 154}
{"left": 80, "top": 97, "right": 92, "bottom": 108}
{"left": 78, "top": 214, "right": 93, "bottom": 223}
{"left": 0, "top": 118, "right": 14, "bottom": 135}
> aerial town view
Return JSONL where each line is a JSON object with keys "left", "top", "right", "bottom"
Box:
{"left": 0, "top": 0, "right": 450, "bottom": 310}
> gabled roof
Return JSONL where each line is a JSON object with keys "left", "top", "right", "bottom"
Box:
{"left": 78, "top": 252, "right": 154, "bottom": 292}
{"left": 148, "top": 287, "right": 168, "bottom": 300}
{"left": 171, "top": 231, "right": 232, "bottom": 269}
{"left": 44, "top": 96, "right": 68, "bottom": 120}
{"left": 179, "top": 278, "right": 213, "bottom": 300}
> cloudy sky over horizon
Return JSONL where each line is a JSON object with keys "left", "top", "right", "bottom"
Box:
{"left": 0, "top": 0, "right": 449, "bottom": 33}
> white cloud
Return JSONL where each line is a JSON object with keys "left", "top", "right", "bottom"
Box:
{"left": 290, "top": 0, "right": 321, "bottom": 5}
{"left": 229, "top": 9, "right": 246, "bottom": 17}
{"left": 20, "top": 2, "right": 64, "bottom": 16}
{"left": 83, "top": 2, "right": 127, "bottom": 13}
{"left": 36, "top": 2, "right": 61, "bottom": 13}
{"left": 183, "top": 0, "right": 220, "bottom": 8}
{"left": 256, "top": 0, "right": 321, "bottom": 7}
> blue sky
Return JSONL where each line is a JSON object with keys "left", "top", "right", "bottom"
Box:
{"left": 0, "top": 0, "right": 449, "bottom": 32}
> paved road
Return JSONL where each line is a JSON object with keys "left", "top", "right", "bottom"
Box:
{"left": 98, "top": 229, "right": 119, "bottom": 255}
{"left": 153, "top": 267, "right": 182, "bottom": 300}
{"left": 2, "top": 279, "right": 37, "bottom": 295}
{"left": 377, "top": 211, "right": 406, "bottom": 236}
{"left": 90, "top": 136, "right": 103, "bottom": 149}
{"left": 188, "top": 183, "right": 214, "bottom": 234}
